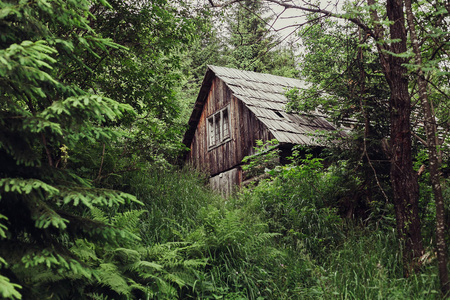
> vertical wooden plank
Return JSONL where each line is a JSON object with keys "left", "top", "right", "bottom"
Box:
{"left": 217, "top": 78, "right": 224, "bottom": 108}
{"left": 243, "top": 106, "right": 251, "bottom": 156}
{"left": 213, "top": 147, "right": 218, "bottom": 175}
{"left": 207, "top": 83, "right": 214, "bottom": 174}
{"left": 213, "top": 78, "right": 219, "bottom": 111}
{"left": 224, "top": 142, "right": 229, "bottom": 171}
{"left": 206, "top": 84, "right": 211, "bottom": 117}
{"left": 210, "top": 148, "right": 214, "bottom": 175}
{"left": 217, "top": 144, "right": 223, "bottom": 173}
{"left": 249, "top": 108, "right": 255, "bottom": 155}
{"left": 212, "top": 78, "right": 216, "bottom": 112}
{"left": 203, "top": 98, "right": 209, "bottom": 173}
{"left": 230, "top": 134, "right": 235, "bottom": 170}
{"left": 237, "top": 98, "right": 242, "bottom": 163}
{"left": 230, "top": 96, "right": 236, "bottom": 166}
{"left": 231, "top": 96, "right": 238, "bottom": 168}
{"left": 196, "top": 136, "right": 201, "bottom": 170}
{"left": 225, "top": 81, "right": 232, "bottom": 107}
{"left": 238, "top": 168, "right": 242, "bottom": 187}
{"left": 239, "top": 99, "right": 245, "bottom": 161}
{"left": 229, "top": 169, "right": 235, "bottom": 195}
{"left": 198, "top": 109, "right": 204, "bottom": 171}
{"left": 223, "top": 172, "right": 229, "bottom": 198}
{"left": 193, "top": 120, "right": 198, "bottom": 168}
{"left": 197, "top": 97, "right": 202, "bottom": 170}
{"left": 191, "top": 136, "right": 196, "bottom": 168}
{"left": 250, "top": 108, "right": 255, "bottom": 156}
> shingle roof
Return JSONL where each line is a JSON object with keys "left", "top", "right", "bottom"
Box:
{"left": 183, "top": 65, "right": 342, "bottom": 147}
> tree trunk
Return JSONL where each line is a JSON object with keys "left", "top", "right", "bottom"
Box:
{"left": 382, "top": 0, "right": 424, "bottom": 273}
{"left": 242, "top": 0, "right": 427, "bottom": 275}
{"left": 388, "top": 73, "right": 424, "bottom": 273}
{"left": 405, "top": 0, "right": 449, "bottom": 294}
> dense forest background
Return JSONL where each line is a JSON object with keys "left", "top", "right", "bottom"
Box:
{"left": 0, "top": 0, "right": 449, "bottom": 299}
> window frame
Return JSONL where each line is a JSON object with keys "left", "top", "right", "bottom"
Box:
{"left": 207, "top": 105, "right": 231, "bottom": 150}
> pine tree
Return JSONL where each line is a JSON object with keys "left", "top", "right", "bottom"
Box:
{"left": 0, "top": 1, "right": 143, "bottom": 298}
{"left": 224, "top": 0, "right": 299, "bottom": 76}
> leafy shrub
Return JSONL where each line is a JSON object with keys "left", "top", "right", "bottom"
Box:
{"left": 242, "top": 139, "right": 281, "bottom": 180}
{"left": 241, "top": 154, "right": 345, "bottom": 259}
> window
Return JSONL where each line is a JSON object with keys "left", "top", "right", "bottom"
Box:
{"left": 208, "top": 106, "right": 231, "bottom": 150}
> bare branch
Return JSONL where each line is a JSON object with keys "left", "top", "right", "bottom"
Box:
{"left": 97, "top": 143, "right": 106, "bottom": 181}
{"left": 210, "top": 0, "right": 379, "bottom": 42}
{"left": 41, "top": 133, "right": 54, "bottom": 167}
{"left": 412, "top": 131, "right": 428, "bottom": 147}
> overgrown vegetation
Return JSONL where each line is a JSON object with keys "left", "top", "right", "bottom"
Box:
{"left": 1, "top": 0, "right": 448, "bottom": 298}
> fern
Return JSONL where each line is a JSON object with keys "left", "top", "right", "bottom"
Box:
{"left": 70, "top": 239, "right": 100, "bottom": 264}
{"left": 0, "top": 0, "right": 144, "bottom": 298}
{"left": 112, "top": 210, "right": 148, "bottom": 235}
{"left": 112, "top": 248, "right": 142, "bottom": 266}
{"left": 85, "top": 293, "right": 111, "bottom": 300}
{"left": 89, "top": 207, "right": 109, "bottom": 224}
{"left": 97, "top": 263, "right": 131, "bottom": 296}
{"left": 132, "top": 260, "right": 164, "bottom": 272}
{"left": 156, "top": 277, "right": 178, "bottom": 298}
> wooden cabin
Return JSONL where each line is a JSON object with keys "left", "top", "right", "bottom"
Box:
{"left": 182, "top": 65, "right": 342, "bottom": 196}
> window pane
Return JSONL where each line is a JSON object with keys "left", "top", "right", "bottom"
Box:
{"left": 208, "top": 117, "right": 214, "bottom": 147}
{"left": 223, "top": 109, "right": 229, "bottom": 139}
{"left": 215, "top": 114, "right": 221, "bottom": 144}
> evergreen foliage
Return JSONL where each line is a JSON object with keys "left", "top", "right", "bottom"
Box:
{"left": 226, "top": 0, "right": 274, "bottom": 72}
{"left": 0, "top": 0, "right": 195, "bottom": 298}
{"left": 1, "top": 0, "right": 448, "bottom": 298}
{"left": 223, "top": 0, "right": 299, "bottom": 77}
{"left": 179, "top": 0, "right": 300, "bottom": 115}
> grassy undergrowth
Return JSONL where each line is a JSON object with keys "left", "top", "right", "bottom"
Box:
{"left": 302, "top": 229, "right": 441, "bottom": 299}
{"left": 113, "top": 165, "right": 445, "bottom": 299}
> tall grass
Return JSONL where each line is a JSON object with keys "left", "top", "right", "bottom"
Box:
{"left": 310, "top": 228, "right": 441, "bottom": 299}
{"left": 116, "top": 167, "right": 318, "bottom": 299}
{"left": 112, "top": 164, "right": 443, "bottom": 299}
{"left": 121, "top": 167, "right": 223, "bottom": 244}
{"left": 232, "top": 158, "right": 444, "bottom": 299}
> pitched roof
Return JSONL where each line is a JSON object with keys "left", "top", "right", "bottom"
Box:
{"left": 183, "top": 65, "right": 341, "bottom": 147}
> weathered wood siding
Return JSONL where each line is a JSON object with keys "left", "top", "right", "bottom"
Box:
{"left": 209, "top": 168, "right": 242, "bottom": 198}
{"left": 186, "top": 76, "right": 274, "bottom": 181}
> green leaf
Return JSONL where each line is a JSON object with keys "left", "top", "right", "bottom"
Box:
{"left": 0, "top": 274, "right": 22, "bottom": 299}
{"left": 0, "top": 178, "right": 59, "bottom": 196}
{"left": 382, "top": 49, "right": 414, "bottom": 58}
